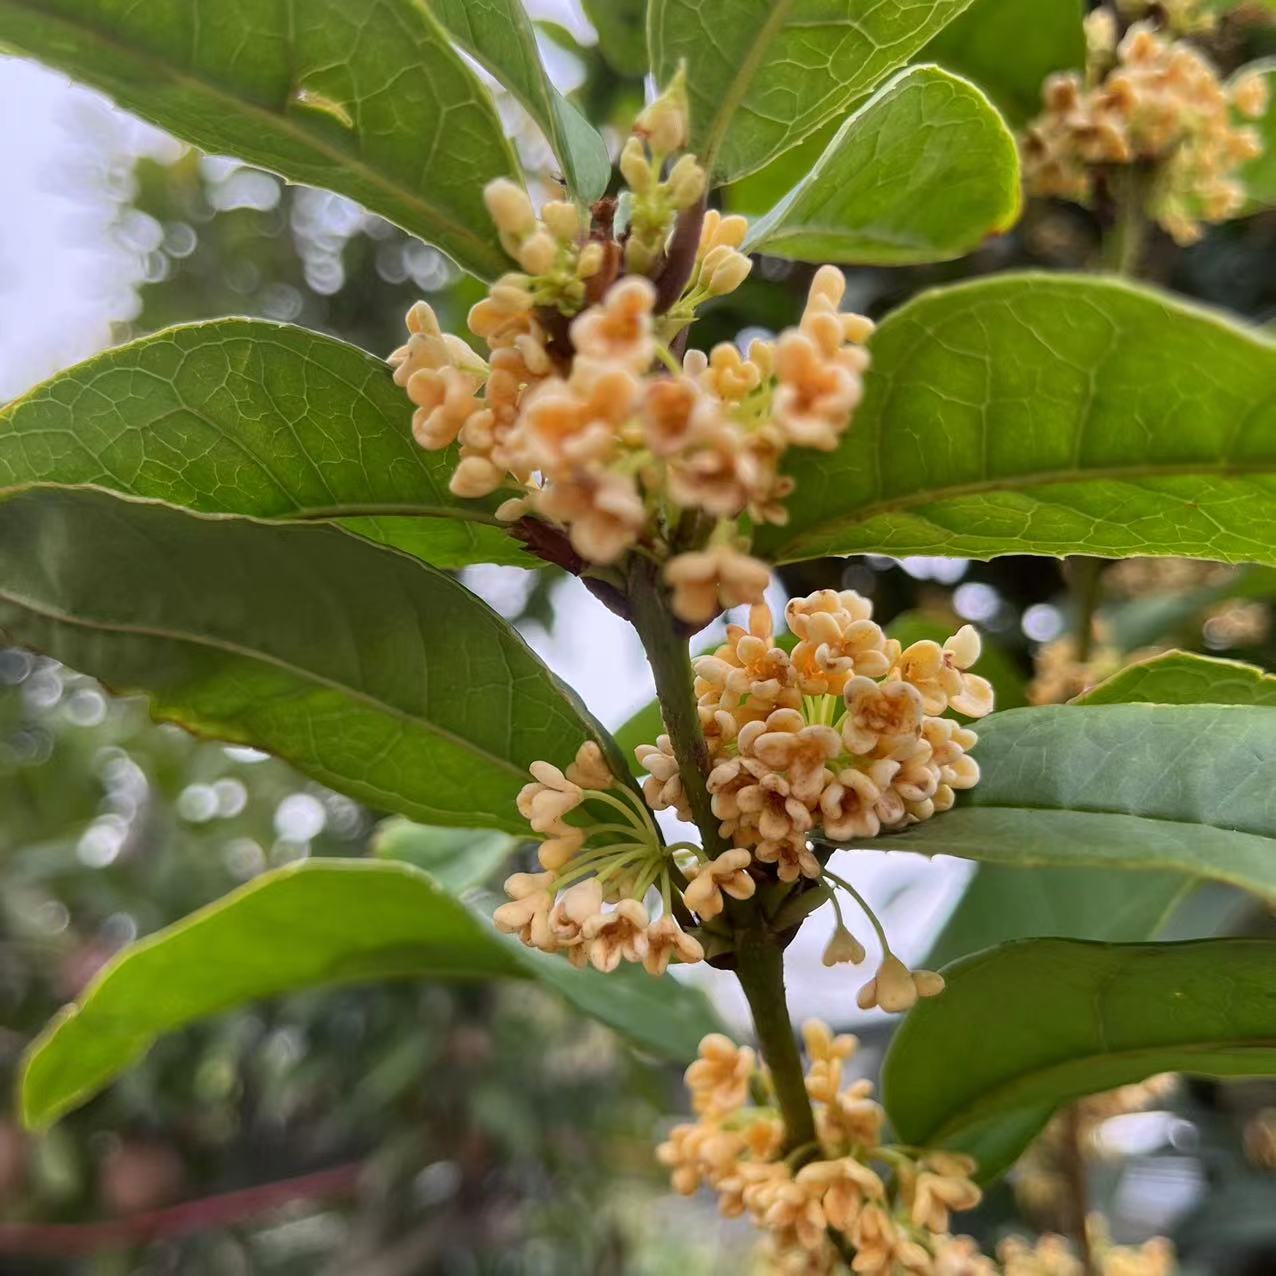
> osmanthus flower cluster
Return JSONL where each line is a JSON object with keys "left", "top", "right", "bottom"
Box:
{"left": 388, "top": 76, "right": 875, "bottom": 625}
{"left": 494, "top": 588, "right": 994, "bottom": 1012}
{"left": 1022, "top": 8, "right": 1268, "bottom": 243}
{"left": 641, "top": 590, "right": 992, "bottom": 1010}
{"left": 657, "top": 1022, "right": 984, "bottom": 1275}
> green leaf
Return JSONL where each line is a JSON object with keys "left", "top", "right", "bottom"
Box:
{"left": 0, "top": 319, "right": 532, "bottom": 570}
{"left": 882, "top": 938, "right": 1276, "bottom": 1173}
{"left": 1236, "top": 59, "right": 1276, "bottom": 211}
{"left": 372, "top": 819, "right": 517, "bottom": 892}
{"left": 647, "top": 0, "right": 977, "bottom": 184}
{"left": 921, "top": 0, "right": 1085, "bottom": 126}
{"left": 20, "top": 859, "right": 720, "bottom": 1128}
{"left": 745, "top": 66, "right": 1020, "bottom": 265}
{"left": 757, "top": 274, "right": 1276, "bottom": 565}
{"left": 1078, "top": 650, "right": 1276, "bottom": 707}
{"left": 925, "top": 865, "right": 1190, "bottom": 969}
{"left": 0, "top": 487, "right": 603, "bottom": 832}
{"left": 859, "top": 703, "right": 1276, "bottom": 900}
{"left": 0, "top": 0, "right": 519, "bottom": 278}
{"left": 429, "top": 0, "right": 610, "bottom": 201}
{"left": 929, "top": 647, "right": 1276, "bottom": 967}
{"left": 581, "top": 0, "right": 648, "bottom": 77}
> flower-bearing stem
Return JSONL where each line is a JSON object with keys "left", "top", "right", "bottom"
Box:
{"left": 734, "top": 928, "right": 819, "bottom": 1155}
{"left": 627, "top": 555, "right": 729, "bottom": 859}
{"left": 625, "top": 553, "right": 822, "bottom": 1160}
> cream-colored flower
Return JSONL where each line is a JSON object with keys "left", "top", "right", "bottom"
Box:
{"left": 569, "top": 276, "right": 655, "bottom": 373}
{"left": 665, "top": 545, "right": 771, "bottom": 625}
{"left": 857, "top": 955, "right": 945, "bottom": 1014}
{"left": 818, "top": 759, "right": 900, "bottom": 842}
{"left": 682, "top": 847, "right": 756, "bottom": 919}
{"left": 893, "top": 625, "right": 994, "bottom": 717}
{"left": 787, "top": 590, "right": 897, "bottom": 695}
{"left": 907, "top": 1151, "right": 981, "bottom": 1234}
{"left": 516, "top": 761, "right": 584, "bottom": 834}
{"left": 635, "top": 734, "right": 692, "bottom": 819}
{"left": 685, "top": 1032, "right": 756, "bottom": 1116}
{"left": 739, "top": 707, "right": 842, "bottom": 802}
{"left": 582, "top": 898, "right": 650, "bottom": 972}
{"left": 795, "top": 1157, "right": 884, "bottom": 1232}
{"left": 842, "top": 676, "right": 926, "bottom": 758}
{"left": 644, "top": 914, "right": 705, "bottom": 975}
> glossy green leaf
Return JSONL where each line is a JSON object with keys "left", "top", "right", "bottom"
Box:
{"left": 430, "top": 0, "right": 610, "bottom": 201}
{"left": 20, "top": 860, "right": 720, "bottom": 1128}
{"left": 861, "top": 704, "right": 1276, "bottom": 899}
{"left": 0, "top": 487, "right": 603, "bottom": 832}
{"left": 372, "top": 819, "right": 517, "bottom": 892}
{"left": 1078, "top": 650, "right": 1276, "bottom": 707}
{"left": 0, "top": 319, "right": 533, "bottom": 570}
{"left": 757, "top": 274, "right": 1276, "bottom": 565}
{"left": 647, "top": 0, "right": 977, "bottom": 183}
{"left": 921, "top": 0, "right": 1084, "bottom": 126}
{"left": 745, "top": 66, "right": 1019, "bottom": 265}
{"left": 928, "top": 647, "right": 1276, "bottom": 966}
{"left": 0, "top": 0, "right": 519, "bottom": 278}
{"left": 883, "top": 938, "right": 1276, "bottom": 1170}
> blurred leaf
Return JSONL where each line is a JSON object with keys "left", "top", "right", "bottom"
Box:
{"left": 1235, "top": 59, "right": 1276, "bottom": 210}
{"left": 516, "top": 946, "right": 722, "bottom": 1065}
{"left": 757, "top": 275, "right": 1276, "bottom": 565}
{"left": 921, "top": 0, "right": 1085, "bottom": 126}
{"left": 21, "top": 859, "right": 524, "bottom": 1128}
{"left": 883, "top": 938, "right": 1276, "bottom": 1179}
{"left": 1101, "top": 566, "right": 1276, "bottom": 650}
{"left": 1078, "top": 650, "right": 1276, "bottom": 706}
{"left": 926, "top": 865, "right": 1190, "bottom": 968}
{"left": 430, "top": 0, "right": 610, "bottom": 201}
{"left": 582, "top": 0, "right": 648, "bottom": 76}
{"left": 648, "top": 0, "right": 977, "bottom": 183}
{"left": 0, "top": 319, "right": 534, "bottom": 570}
{"left": 21, "top": 860, "right": 718, "bottom": 1128}
{"left": 372, "top": 819, "right": 517, "bottom": 892}
{"left": 856, "top": 704, "right": 1276, "bottom": 900}
{"left": 0, "top": 0, "right": 518, "bottom": 278}
{"left": 0, "top": 487, "right": 605, "bottom": 832}
{"left": 746, "top": 66, "right": 1020, "bottom": 265}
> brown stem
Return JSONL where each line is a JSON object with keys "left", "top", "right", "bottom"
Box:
{"left": 652, "top": 198, "right": 706, "bottom": 313}
{"left": 0, "top": 1163, "right": 362, "bottom": 1256}
{"left": 1060, "top": 1105, "right": 1096, "bottom": 1274}
{"left": 509, "top": 517, "right": 632, "bottom": 621}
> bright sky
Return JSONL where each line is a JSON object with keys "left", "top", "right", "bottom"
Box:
{"left": 0, "top": 26, "right": 970, "bottom": 1030}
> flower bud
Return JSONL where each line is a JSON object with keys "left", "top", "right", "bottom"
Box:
{"left": 576, "top": 241, "right": 604, "bottom": 279}
{"left": 635, "top": 66, "right": 690, "bottom": 154}
{"left": 706, "top": 249, "right": 752, "bottom": 297}
{"left": 517, "top": 229, "right": 559, "bottom": 276}
{"left": 620, "top": 136, "right": 653, "bottom": 193}
{"left": 668, "top": 154, "right": 706, "bottom": 208}
{"left": 822, "top": 924, "right": 866, "bottom": 967}
{"left": 541, "top": 199, "right": 581, "bottom": 242}
{"left": 483, "top": 178, "right": 536, "bottom": 239}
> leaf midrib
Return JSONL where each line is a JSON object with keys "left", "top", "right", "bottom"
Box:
{"left": 0, "top": 584, "right": 530, "bottom": 779}
{"left": 700, "top": 0, "right": 796, "bottom": 175}
{"left": 872, "top": 806, "right": 1276, "bottom": 901}
{"left": 0, "top": 0, "right": 507, "bottom": 273}
{"left": 927, "top": 1038, "right": 1276, "bottom": 1143}
{"left": 780, "top": 457, "right": 1276, "bottom": 555}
